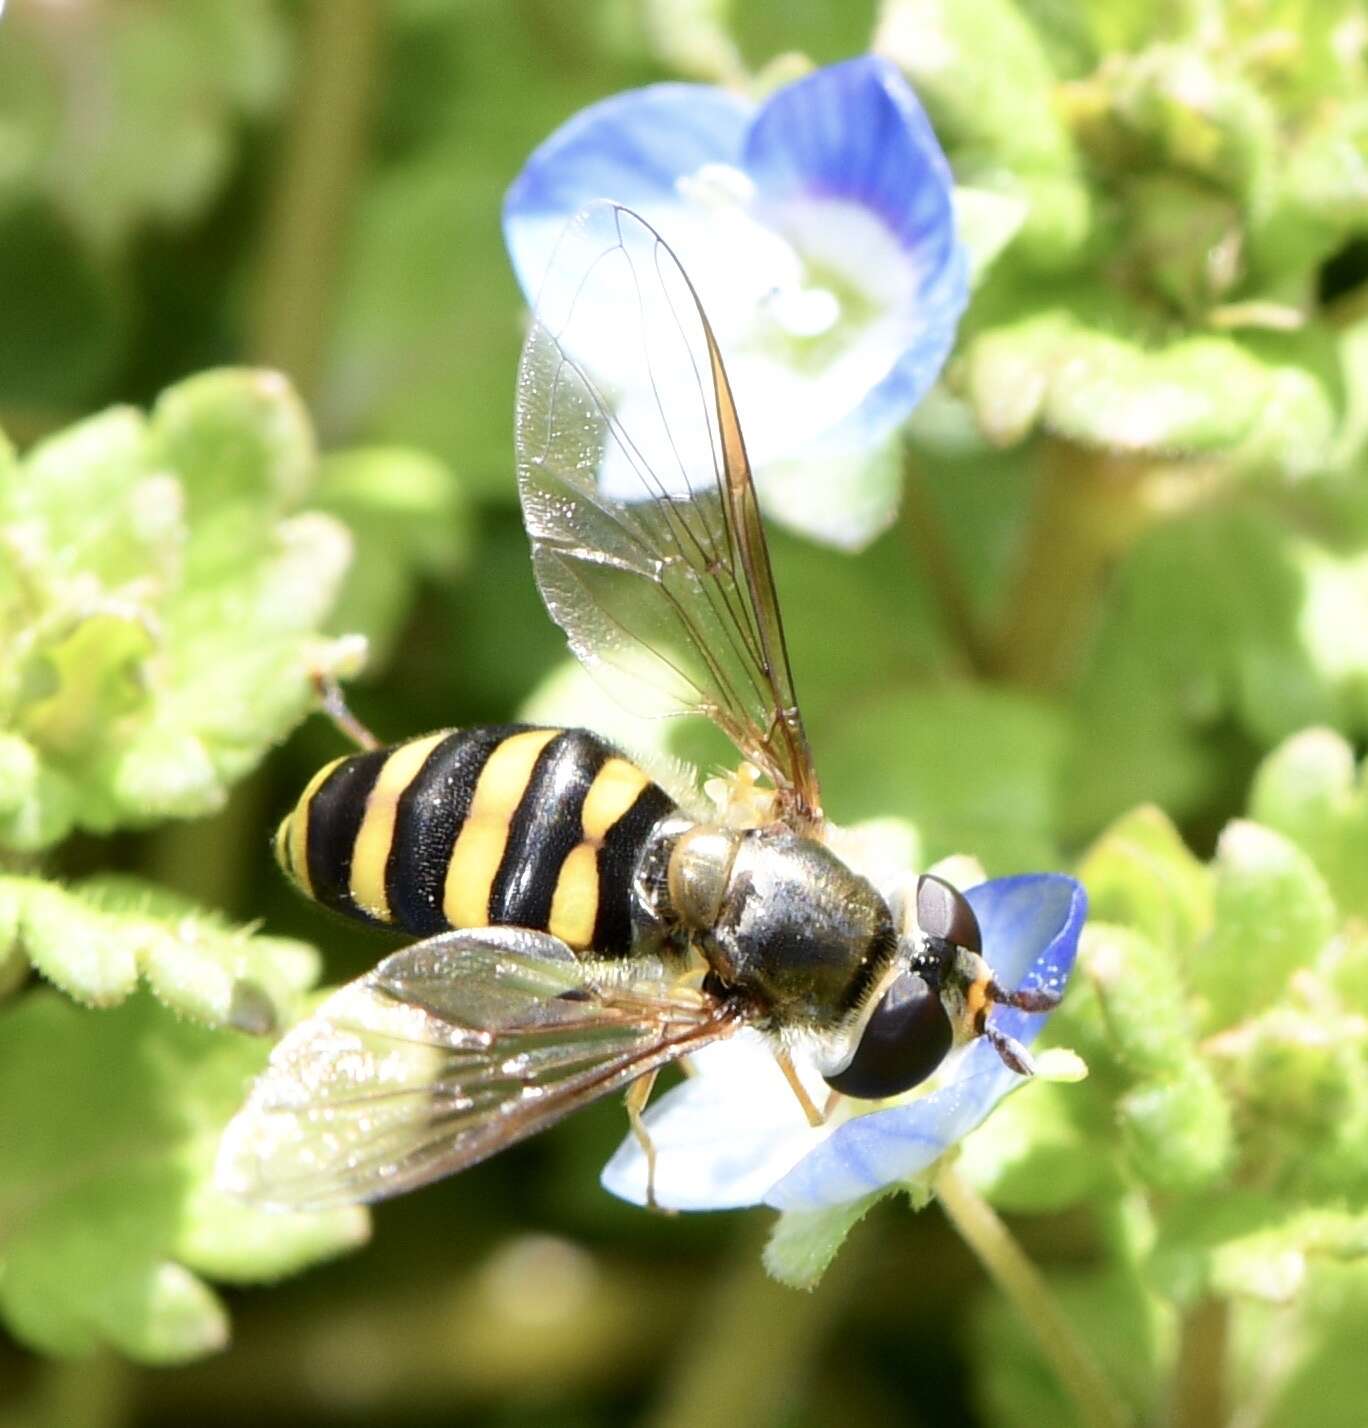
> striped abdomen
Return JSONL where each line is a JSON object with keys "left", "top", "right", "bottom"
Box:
{"left": 274, "top": 725, "right": 676, "bottom": 955}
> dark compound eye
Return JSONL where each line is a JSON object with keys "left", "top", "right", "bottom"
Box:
{"left": 916, "top": 874, "right": 982, "bottom": 953}
{"left": 823, "top": 972, "right": 953, "bottom": 1100}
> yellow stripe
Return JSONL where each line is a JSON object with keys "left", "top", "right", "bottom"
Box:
{"left": 285, "top": 757, "right": 344, "bottom": 899}
{"left": 581, "top": 757, "right": 650, "bottom": 842}
{"left": 349, "top": 731, "right": 449, "bottom": 921}
{"left": 548, "top": 842, "right": 599, "bottom": 950}
{"left": 442, "top": 728, "right": 559, "bottom": 928}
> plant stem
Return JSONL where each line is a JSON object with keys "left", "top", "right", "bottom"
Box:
{"left": 990, "top": 440, "right": 1161, "bottom": 691}
{"left": 900, "top": 448, "right": 994, "bottom": 678}
{"left": 248, "top": 0, "right": 385, "bottom": 395}
{"left": 1172, "top": 1295, "right": 1229, "bottom": 1428}
{"left": 936, "top": 1165, "right": 1132, "bottom": 1428}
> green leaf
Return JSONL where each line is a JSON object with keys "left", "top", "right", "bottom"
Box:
{"left": 149, "top": 368, "right": 315, "bottom": 524}
{"left": 1067, "top": 916, "right": 1235, "bottom": 1194}
{"left": 953, "top": 185, "right": 1030, "bottom": 287}
{"left": 0, "top": 991, "right": 368, "bottom": 1363}
{"left": 1258, "top": 1263, "right": 1368, "bottom": 1428}
{"left": 1205, "top": 994, "right": 1368, "bottom": 1202}
{"left": 1078, "top": 923, "right": 1198, "bottom": 1080}
{"left": 1210, "top": 1209, "right": 1368, "bottom": 1302}
{"left": 1062, "top": 506, "right": 1368, "bottom": 840}
{"left": 1077, "top": 805, "right": 1212, "bottom": 958}
{"left": 1146, "top": 1191, "right": 1289, "bottom": 1305}
{"left": 1149, "top": 1196, "right": 1368, "bottom": 1307}
{"left": 875, "top": 0, "right": 1074, "bottom": 170}
{"left": 960, "top": 312, "right": 1339, "bottom": 472}
{"left": 1250, "top": 728, "right": 1368, "bottom": 920}
{"left": 1192, "top": 820, "right": 1336, "bottom": 1031}
{"left": 875, "top": 0, "right": 1097, "bottom": 268}
{"left": 763, "top": 1191, "right": 885, "bottom": 1291}
{"left": 0, "top": 874, "right": 318, "bottom": 1029}
{"left": 0, "top": 369, "right": 366, "bottom": 847}
{"left": 1118, "top": 1062, "right": 1233, "bottom": 1194}
{"left": 1120, "top": 172, "right": 1243, "bottom": 315}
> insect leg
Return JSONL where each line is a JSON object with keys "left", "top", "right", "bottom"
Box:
{"left": 312, "top": 671, "right": 380, "bottom": 751}
{"left": 988, "top": 979, "right": 1060, "bottom": 1013}
{"left": 625, "top": 1069, "right": 671, "bottom": 1214}
{"left": 984, "top": 1022, "right": 1038, "bottom": 1077}
{"left": 773, "top": 1047, "right": 826, "bottom": 1127}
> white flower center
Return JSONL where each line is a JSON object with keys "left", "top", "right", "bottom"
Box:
{"left": 666, "top": 163, "right": 923, "bottom": 459}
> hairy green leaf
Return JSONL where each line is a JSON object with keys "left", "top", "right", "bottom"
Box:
{"left": 1250, "top": 729, "right": 1368, "bottom": 919}
{"left": 0, "top": 991, "right": 368, "bottom": 1363}
{"left": 0, "top": 874, "right": 318, "bottom": 1030}
{"left": 0, "top": 370, "right": 366, "bottom": 848}
{"left": 763, "top": 1191, "right": 885, "bottom": 1291}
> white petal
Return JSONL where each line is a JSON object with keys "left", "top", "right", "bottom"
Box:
{"left": 600, "top": 1034, "right": 832, "bottom": 1211}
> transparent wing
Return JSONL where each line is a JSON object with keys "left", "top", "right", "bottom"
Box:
{"left": 515, "top": 202, "right": 823, "bottom": 825}
{"left": 216, "top": 928, "right": 741, "bottom": 1211}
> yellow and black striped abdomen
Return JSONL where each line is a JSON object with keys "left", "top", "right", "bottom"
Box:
{"left": 275, "top": 725, "right": 676, "bottom": 955}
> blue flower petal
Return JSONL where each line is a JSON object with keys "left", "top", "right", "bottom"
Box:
{"left": 503, "top": 83, "right": 751, "bottom": 300}
{"left": 741, "top": 58, "right": 967, "bottom": 453}
{"left": 808, "top": 240, "right": 968, "bottom": 456}
{"left": 743, "top": 57, "right": 956, "bottom": 263}
{"left": 764, "top": 874, "right": 1086, "bottom": 1211}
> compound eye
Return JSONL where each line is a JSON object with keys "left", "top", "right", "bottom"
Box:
{"left": 917, "top": 874, "right": 981, "bottom": 953}
{"left": 822, "top": 973, "right": 953, "bottom": 1100}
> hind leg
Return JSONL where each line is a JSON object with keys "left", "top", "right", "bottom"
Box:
{"left": 312, "top": 670, "right": 380, "bottom": 751}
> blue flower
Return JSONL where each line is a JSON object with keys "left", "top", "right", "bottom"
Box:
{"left": 601, "top": 873, "right": 1086, "bottom": 1212}
{"left": 503, "top": 57, "right": 968, "bottom": 548}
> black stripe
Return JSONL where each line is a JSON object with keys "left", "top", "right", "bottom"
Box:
{"left": 593, "top": 782, "right": 675, "bottom": 954}
{"left": 488, "top": 729, "right": 610, "bottom": 930}
{"left": 384, "top": 725, "right": 531, "bottom": 935}
{"left": 305, "top": 750, "right": 389, "bottom": 918}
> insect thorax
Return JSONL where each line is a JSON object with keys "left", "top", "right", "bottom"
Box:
{"left": 275, "top": 725, "right": 677, "bottom": 956}
{"left": 658, "top": 819, "right": 898, "bottom": 1030}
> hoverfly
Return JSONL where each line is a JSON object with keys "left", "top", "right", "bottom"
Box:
{"left": 218, "top": 204, "right": 1057, "bottom": 1212}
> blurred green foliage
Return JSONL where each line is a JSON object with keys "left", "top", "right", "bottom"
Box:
{"left": 0, "top": 1, "right": 1365, "bottom": 1426}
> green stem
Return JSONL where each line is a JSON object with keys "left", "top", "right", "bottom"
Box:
{"left": 247, "top": 0, "right": 385, "bottom": 393}
{"left": 936, "top": 1165, "right": 1132, "bottom": 1428}
{"left": 1171, "top": 1296, "right": 1229, "bottom": 1428}
{"left": 990, "top": 440, "right": 1161, "bottom": 691}
{"left": 899, "top": 447, "right": 994, "bottom": 678}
